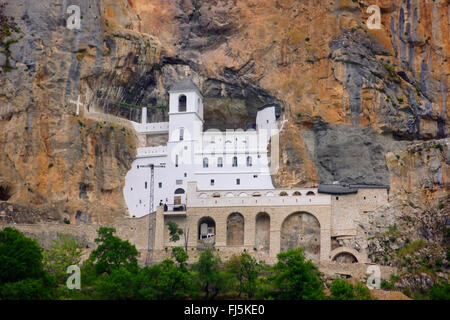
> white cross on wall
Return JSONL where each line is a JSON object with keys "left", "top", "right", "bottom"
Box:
{"left": 69, "top": 95, "right": 84, "bottom": 115}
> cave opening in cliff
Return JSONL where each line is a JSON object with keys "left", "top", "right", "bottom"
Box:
{"left": 0, "top": 184, "right": 12, "bottom": 201}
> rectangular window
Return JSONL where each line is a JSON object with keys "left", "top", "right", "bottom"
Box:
{"left": 158, "top": 183, "right": 162, "bottom": 188}
{"left": 253, "top": 175, "right": 258, "bottom": 178}
{"left": 210, "top": 179, "right": 214, "bottom": 186}
{"left": 236, "top": 179, "right": 240, "bottom": 185}
{"left": 176, "top": 180, "right": 183, "bottom": 185}
{"left": 145, "top": 182, "right": 147, "bottom": 189}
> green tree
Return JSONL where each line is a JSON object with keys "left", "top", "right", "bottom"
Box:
{"left": 0, "top": 228, "right": 54, "bottom": 299}
{"left": 329, "top": 279, "right": 355, "bottom": 300}
{"left": 0, "top": 227, "right": 47, "bottom": 284}
{"left": 95, "top": 268, "right": 139, "bottom": 300}
{"left": 192, "top": 248, "right": 230, "bottom": 300}
{"left": 428, "top": 281, "right": 450, "bottom": 300}
{"left": 226, "top": 252, "right": 261, "bottom": 298}
{"left": 88, "top": 227, "right": 138, "bottom": 275}
{"left": 0, "top": 278, "right": 52, "bottom": 300}
{"left": 166, "top": 221, "right": 183, "bottom": 242}
{"left": 272, "top": 248, "right": 325, "bottom": 300}
{"left": 138, "top": 260, "right": 196, "bottom": 300}
{"left": 329, "top": 279, "right": 374, "bottom": 300}
{"left": 43, "top": 233, "right": 83, "bottom": 284}
{"left": 171, "top": 247, "right": 189, "bottom": 268}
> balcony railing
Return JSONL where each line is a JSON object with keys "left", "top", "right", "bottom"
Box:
{"left": 161, "top": 203, "right": 186, "bottom": 213}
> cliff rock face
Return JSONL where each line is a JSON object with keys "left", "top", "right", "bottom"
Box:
{"left": 0, "top": 0, "right": 448, "bottom": 263}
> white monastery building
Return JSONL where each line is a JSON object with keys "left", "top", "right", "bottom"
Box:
{"left": 124, "top": 79, "right": 281, "bottom": 218}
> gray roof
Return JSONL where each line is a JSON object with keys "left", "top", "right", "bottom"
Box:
{"left": 169, "top": 78, "right": 202, "bottom": 94}
{"left": 318, "top": 184, "right": 358, "bottom": 195}
{"left": 348, "top": 184, "right": 390, "bottom": 189}
{"left": 318, "top": 183, "right": 390, "bottom": 195}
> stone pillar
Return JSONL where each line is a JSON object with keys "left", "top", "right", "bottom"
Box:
{"left": 244, "top": 211, "right": 256, "bottom": 248}
{"left": 269, "top": 213, "right": 281, "bottom": 258}
{"left": 154, "top": 207, "right": 165, "bottom": 250}
{"left": 215, "top": 213, "right": 227, "bottom": 247}
{"left": 141, "top": 107, "right": 147, "bottom": 124}
{"left": 320, "top": 228, "right": 331, "bottom": 261}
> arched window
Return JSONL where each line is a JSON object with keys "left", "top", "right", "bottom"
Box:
{"left": 174, "top": 188, "right": 185, "bottom": 195}
{"left": 246, "top": 156, "right": 252, "bottom": 167}
{"left": 232, "top": 156, "right": 238, "bottom": 167}
{"left": 178, "top": 95, "right": 187, "bottom": 112}
{"left": 179, "top": 128, "right": 184, "bottom": 141}
{"left": 217, "top": 157, "right": 223, "bottom": 167}
{"left": 203, "top": 157, "right": 209, "bottom": 168}
{"left": 306, "top": 191, "right": 315, "bottom": 196}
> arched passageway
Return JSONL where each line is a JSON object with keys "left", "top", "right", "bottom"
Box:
{"left": 227, "top": 212, "right": 244, "bottom": 245}
{"left": 255, "top": 212, "right": 270, "bottom": 253}
{"left": 281, "top": 212, "right": 320, "bottom": 260}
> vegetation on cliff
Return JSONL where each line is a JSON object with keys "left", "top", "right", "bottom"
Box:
{"left": 1, "top": 227, "right": 448, "bottom": 300}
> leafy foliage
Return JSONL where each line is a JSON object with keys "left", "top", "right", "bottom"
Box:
{"left": 272, "top": 248, "right": 325, "bottom": 300}
{"left": 226, "top": 252, "right": 261, "bottom": 298}
{"left": 192, "top": 248, "right": 231, "bottom": 300}
{"left": 88, "top": 227, "right": 138, "bottom": 275}
{"left": 0, "top": 228, "right": 54, "bottom": 300}
{"left": 329, "top": 279, "right": 374, "bottom": 300}
{"left": 43, "top": 233, "right": 83, "bottom": 284}
{"left": 428, "top": 281, "right": 450, "bottom": 300}
{"left": 0, "top": 227, "right": 46, "bottom": 284}
{"left": 166, "top": 221, "right": 183, "bottom": 242}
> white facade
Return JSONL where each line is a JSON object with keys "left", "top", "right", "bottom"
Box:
{"left": 123, "top": 79, "right": 280, "bottom": 218}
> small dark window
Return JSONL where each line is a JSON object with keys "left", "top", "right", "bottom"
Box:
{"left": 232, "top": 156, "right": 238, "bottom": 167}
{"left": 145, "top": 182, "right": 148, "bottom": 189}
{"left": 246, "top": 156, "right": 252, "bottom": 167}
{"left": 158, "top": 183, "right": 162, "bottom": 188}
{"left": 236, "top": 179, "right": 240, "bottom": 185}
{"left": 179, "top": 128, "right": 184, "bottom": 141}
{"left": 203, "top": 157, "right": 209, "bottom": 168}
{"left": 210, "top": 179, "right": 214, "bottom": 186}
{"left": 178, "top": 95, "right": 187, "bottom": 112}
{"left": 184, "top": 173, "right": 187, "bottom": 177}
{"left": 336, "top": 196, "right": 339, "bottom": 200}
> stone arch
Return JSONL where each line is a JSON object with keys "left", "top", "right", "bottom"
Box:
{"left": 281, "top": 212, "right": 320, "bottom": 260}
{"left": 198, "top": 217, "right": 216, "bottom": 247}
{"left": 227, "top": 212, "right": 244, "bottom": 245}
{"left": 306, "top": 191, "right": 315, "bottom": 196}
{"left": 293, "top": 191, "right": 302, "bottom": 196}
{"left": 255, "top": 212, "right": 270, "bottom": 253}
{"left": 279, "top": 191, "right": 288, "bottom": 196}
{"left": 330, "top": 247, "right": 364, "bottom": 263}
{"left": 178, "top": 94, "right": 187, "bottom": 112}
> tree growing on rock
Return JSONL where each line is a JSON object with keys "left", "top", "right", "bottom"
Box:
{"left": 272, "top": 248, "right": 325, "bottom": 300}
